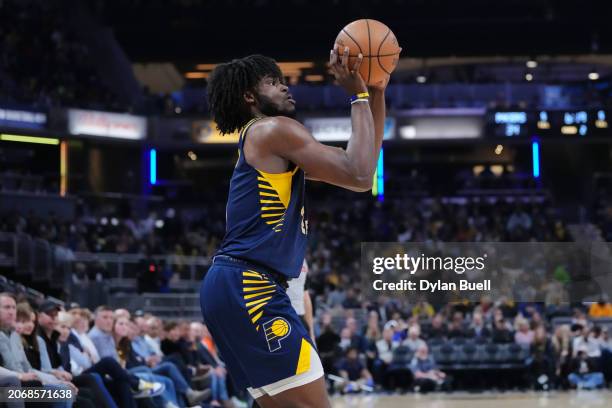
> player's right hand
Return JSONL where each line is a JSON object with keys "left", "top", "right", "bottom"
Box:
{"left": 329, "top": 45, "right": 368, "bottom": 96}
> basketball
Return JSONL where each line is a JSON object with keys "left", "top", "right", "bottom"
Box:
{"left": 270, "top": 319, "right": 289, "bottom": 337}
{"left": 334, "top": 19, "right": 401, "bottom": 88}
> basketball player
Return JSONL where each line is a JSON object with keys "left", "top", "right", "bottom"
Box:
{"left": 200, "top": 45, "right": 386, "bottom": 408}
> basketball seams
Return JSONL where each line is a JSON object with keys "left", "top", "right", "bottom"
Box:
{"left": 365, "top": 19, "right": 372, "bottom": 84}
{"left": 378, "top": 29, "right": 393, "bottom": 75}
{"left": 341, "top": 29, "right": 363, "bottom": 55}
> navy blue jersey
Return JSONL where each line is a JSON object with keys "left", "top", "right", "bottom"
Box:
{"left": 216, "top": 117, "right": 308, "bottom": 279}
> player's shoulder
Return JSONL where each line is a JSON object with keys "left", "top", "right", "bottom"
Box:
{"left": 249, "top": 116, "right": 306, "bottom": 138}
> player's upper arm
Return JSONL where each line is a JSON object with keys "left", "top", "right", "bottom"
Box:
{"left": 257, "top": 117, "right": 372, "bottom": 192}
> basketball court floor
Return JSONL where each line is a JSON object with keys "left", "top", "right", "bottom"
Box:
{"left": 332, "top": 391, "right": 612, "bottom": 408}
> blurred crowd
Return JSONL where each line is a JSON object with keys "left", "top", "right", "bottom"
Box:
{"left": 313, "top": 297, "right": 612, "bottom": 393}
{"left": 0, "top": 0, "right": 124, "bottom": 111}
{"left": 0, "top": 292, "right": 242, "bottom": 408}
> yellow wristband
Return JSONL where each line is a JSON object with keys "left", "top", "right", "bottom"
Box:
{"left": 356, "top": 92, "right": 370, "bottom": 99}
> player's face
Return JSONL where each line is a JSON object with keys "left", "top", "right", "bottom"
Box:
{"left": 255, "top": 75, "right": 296, "bottom": 117}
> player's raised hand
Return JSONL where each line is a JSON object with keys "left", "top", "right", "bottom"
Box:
{"left": 329, "top": 45, "right": 367, "bottom": 96}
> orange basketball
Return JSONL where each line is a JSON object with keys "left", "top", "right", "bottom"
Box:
{"left": 334, "top": 19, "right": 401, "bottom": 88}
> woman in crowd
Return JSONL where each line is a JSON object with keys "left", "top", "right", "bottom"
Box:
{"left": 16, "top": 303, "right": 108, "bottom": 408}
{"left": 113, "top": 315, "right": 208, "bottom": 408}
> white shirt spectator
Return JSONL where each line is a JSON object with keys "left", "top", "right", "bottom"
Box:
{"left": 72, "top": 329, "right": 100, "bottom": 363}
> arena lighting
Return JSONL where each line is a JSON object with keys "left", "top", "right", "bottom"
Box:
{"left": 372, "top": 149, "right": 384, "bottom": 201}
{"left": 0, "top": 134, "right": 59, "bottom": 145}
{"left": 589, "top": 71, "right": 600, "bottom": 81}
{"left": 149, "top": 149, "right": 157, "bottom": 185}
{"left": 60, "top": 141, "right": 68, "bottom": 197}
{"left": 532, "top": 141, "right": 540, "bottom": 179}
{"left": 525, "top": 73, "right": 533, "bottom": 81}
{"left": 416, "top": 75, "right": 426, "bottom": 83}
{"left": 526, "top": 60, "right": 538, "bottom": 68}
{"left": 495, "top": 144, "right": 503, "bottom": 155}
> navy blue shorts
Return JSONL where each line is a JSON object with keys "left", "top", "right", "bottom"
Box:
{"left": 199, "top": 256, "right": 323, "bottom": 397}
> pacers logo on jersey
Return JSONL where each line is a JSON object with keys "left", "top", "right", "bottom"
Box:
{"left": 263, "top": 317, "right": 292, "bottom": 352}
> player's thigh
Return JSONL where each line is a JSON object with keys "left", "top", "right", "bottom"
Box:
{"left": 257, "top": 376, "right": 331, "bottom": 408}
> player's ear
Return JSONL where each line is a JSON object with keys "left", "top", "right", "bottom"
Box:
{"left": 243, "top": 91, "right": 256, "bottom": 104}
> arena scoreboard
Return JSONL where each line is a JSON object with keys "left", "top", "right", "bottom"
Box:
{"left": 487, "top": 109, "right": 610, "bottom": 138}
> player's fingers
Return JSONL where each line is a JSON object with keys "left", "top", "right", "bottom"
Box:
{"left": 341, "top": 46, "right": 349, "bottom": 67}
{"left": 330, "top": 44, "right": 338, "bottom": 65}
{"left": 352, "top": 53, "right": 363, "bottom": 73}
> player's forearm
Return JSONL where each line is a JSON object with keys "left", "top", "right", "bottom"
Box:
{"left": 368, "top": 87, "right": 386, "bottom": 151}
{"left": 345, "top": 102, "right": 376, "bottom": 189}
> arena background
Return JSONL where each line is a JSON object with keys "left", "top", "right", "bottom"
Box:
{"left": 1, "top": 0, "right": 612, "bottom": 407}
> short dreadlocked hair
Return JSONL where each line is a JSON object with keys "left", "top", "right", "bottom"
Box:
{"left": 207, "top": 55, "right": 283, "bottom": 135}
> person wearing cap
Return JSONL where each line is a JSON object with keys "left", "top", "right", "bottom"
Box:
{"left": 0, "top": 292, "right": 75, "bottom": 408}
{"left": 37, "top": 300, "right": 66, "bottom": 375}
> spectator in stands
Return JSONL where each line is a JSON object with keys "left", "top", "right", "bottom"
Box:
{"left": 528, "top": 326, "right": 555, "bottom": 390}
{"left": 345, "top": 317, "right": 368, "bottom": 355}
{"left": 492, "top": 317, "right": 514, "bottom": 343}
{"left": 55, "top": 312, "right": 118, "bottom": 408}
{"left": 374, "top": 327, "right": 397, "bottom": 389}
{"left": 403, "top": 325, "right": 426, "bottom": 352}
{"left": 514, "top": 318, "right": 534, "bottom": 346}
{"left": 572, "top": 326, "right": 602, "bottom": 358}
{"left": 409, "top": 344, "right": 450, "bottom": 393}
{"left": 89, "top": 306, "right": 119, "bottom": 360}
{"left": 342, "top": 288, "right": 361, "bottom": 309}
{"left": 568, "top": 348, "right": 605, "bottom": 390}
{"left": 69, "top": 308, "right": 100, "bottom": 363}
{"left": 467, "top": 313, "right": 491, "bottom": 341}
{"left": 0, "top": 292, "right": 74, "bottom": 408}
{"left": 113, "top": 315, "right": 209, "bottom": 408}
{"left": 551, "top": 325, "right": 572, "bottom": 389}
{"left": 447, "top": 312, "right": 467, "bottom": 338}
{"left": 144, "top": 316, "right": 164, "bottom": 356}
{"left": 425, "top": 314, "right": 448, "bottom": 340}
{"left": 335, "top": 347, "right": 374, "bottom": 393}
{"left": 588, "top": 298, "right": 612, "bottom": 318}
{"left": 316, "top": 313, "right": 341, "bottom": 375}
{"left": 15, "top": 303, "right": 46, "bottom": 371}
{"left": 190, "top": 322, "right": 234, "bottom": 408}
{"left": 412, "top": 301, "right": 435, "bottom": 320}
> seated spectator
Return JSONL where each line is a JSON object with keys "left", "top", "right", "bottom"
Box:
{"left": 144, "top": 317, "right": 164, "bottom": 357}
{"left": 528, "top": 326, "right": 555, "bottom": 390}
{"left": 412, "top": 301, "right": 435, "bottom": 320}
{"left": 114, "top": 316, "right": 209, "bottom": 407}
{"left": 0, "top": 292, "right": 74, "bottom": 408}
{"left": 409, "top": 344, "right": 450, "bottom": 393}
{"left": 402, "top": 325, "right": 426, "bottom": 352}
{"left": 514, "top": 318, "right": 534, "bottom": 346}
{"left": 335, "top": 347, "right": 374, "bottom": 393}
{"left": 316, "top": 313, "right": 340, "bottom": 375}
{"left": 425, "top": 314, "right": 448, "bottom": 340}
{"left": 551, "top": 325, "right": 572, "bottom": 389}
{"left": 190, "top": 322, "right": 234, "bottom": 408}
{"left": 568, "top": 348, "right": 605, "bottom": 390}
{"left": 572, "top": 326, "right": 602, "bottom": 358}
{"left": 492, "top": 318, "right": 514, "bottom": 343}
{"left": 467, "top": 313, "right": 490, "bottom": 340}
{"left": 345, "top": 317, "right": 368, "bottom": 354}
{"left": 447, "top": 312, "right": 466, "bottom": 339}
{"left": 373, "top": 327, "right": 396, "bottom": 386}
{"left": 69, "top": 308, "right": 100, "bottom": 364}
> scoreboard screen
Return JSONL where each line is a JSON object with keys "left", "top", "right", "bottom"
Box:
{"left": 487, "top": 109, "right": 609, "bottom": 138}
